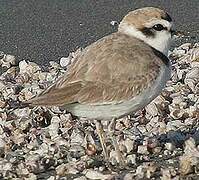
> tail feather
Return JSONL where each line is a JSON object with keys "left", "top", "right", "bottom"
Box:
{"left": 24, "top": 82, "right": 82, "bottom": 107}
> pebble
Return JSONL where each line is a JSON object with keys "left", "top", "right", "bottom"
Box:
{"left": 127, "top": 154, "right": 136, "bottom": 165}
{"left": 60, "top": 57, "right": 71, "bottom": 67}
{"left": 122, "top": 138, "right": 135, "bottom": 153}
{"left": 137, "top": 145, "right": 149, "bottom": 155}
{"left": 179, "top": 138, "right": 199, "bottom": 175}
{"left": 0, "top": 42, "right": 198, "bottom": 179}
{"left": 84, "top": 169, "right": 114, "bottom": 180}
{"left": 165, "top": 143, "right": 175, "bottom": 151}
{"left": 1, "top": 54, "right": 16, "bottom": 68}
{"left": 74, "top": 176, "right": 87, "bottom": 180}
{"left": 0, "top": 100, "right": 6, "bottom": 108}
{"left": 110, "top": 20, "right": 118, "bottom": 26}
{"left": 161, "top": 168, "right": 171, "bottom": 180}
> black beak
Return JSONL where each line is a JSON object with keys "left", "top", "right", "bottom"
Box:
{"left": 170, "top": 29, "right": 185, "bottom": 37}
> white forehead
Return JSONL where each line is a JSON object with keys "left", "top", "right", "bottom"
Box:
{"left": 145, "top": 19, "right": 173, "bottom": 29}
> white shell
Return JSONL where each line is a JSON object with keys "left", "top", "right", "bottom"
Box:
{"left": 84, "top": 169, "right": 113, "bottom": 180}
{"left": 60, "top": 57, "right": 71, "bottom": 67}
{"left": 0, "top": 42, "right": 198, "bottom": 178}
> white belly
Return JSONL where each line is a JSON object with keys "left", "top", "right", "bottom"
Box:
{"left": 64, "top": 65, "right": 171, "bottom": 120}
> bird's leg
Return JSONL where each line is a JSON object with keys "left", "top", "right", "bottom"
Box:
{"left": 94, "top": 120, "right": 109, "bottom": 163}
{"left": 108, "top": 118, "right": 125, "bottom": 167}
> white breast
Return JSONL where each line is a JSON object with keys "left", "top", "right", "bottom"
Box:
{"left": 65, "top": 64, "right": 171, "bottom": 120}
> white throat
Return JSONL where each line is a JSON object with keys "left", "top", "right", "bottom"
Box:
{"left": 118, "top": 23, "right": 171, "bottom": 55}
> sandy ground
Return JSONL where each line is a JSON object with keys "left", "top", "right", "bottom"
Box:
{"left": 0, "top": 0, "right": 198, "bottom": 65}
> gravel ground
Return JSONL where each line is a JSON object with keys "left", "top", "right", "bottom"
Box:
{"left": 0, "top": 42, "right": 199, "bottom": 179}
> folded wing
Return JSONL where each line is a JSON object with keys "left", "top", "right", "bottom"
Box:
{"left": 26, "top": 33, "right": 164, "bottom": 107}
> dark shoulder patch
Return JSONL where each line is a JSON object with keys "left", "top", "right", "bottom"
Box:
{"left": 152, "top": 48, "right": 170, "bottom": 66}
{"left": 161, "top": 12, "right": 172, "bottom": 22}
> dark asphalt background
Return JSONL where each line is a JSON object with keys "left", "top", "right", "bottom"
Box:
{"left": 0, "top": 0, "right": 198, "bottom": 66}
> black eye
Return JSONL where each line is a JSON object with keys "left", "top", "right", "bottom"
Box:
{"left": 152, "top": 24, "right": 165, "bottom": 31}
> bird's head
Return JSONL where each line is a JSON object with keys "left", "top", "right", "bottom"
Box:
{"left": 118, "top": 7, "right": 176, "bottom": 55}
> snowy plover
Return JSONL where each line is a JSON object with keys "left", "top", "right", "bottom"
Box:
{"left": 26, "top": 7, "right": 175, "bottom": 166}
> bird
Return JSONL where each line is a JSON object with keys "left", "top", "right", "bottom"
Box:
{"left": 25, "top": 7, "right": 175, "bottom": 167}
